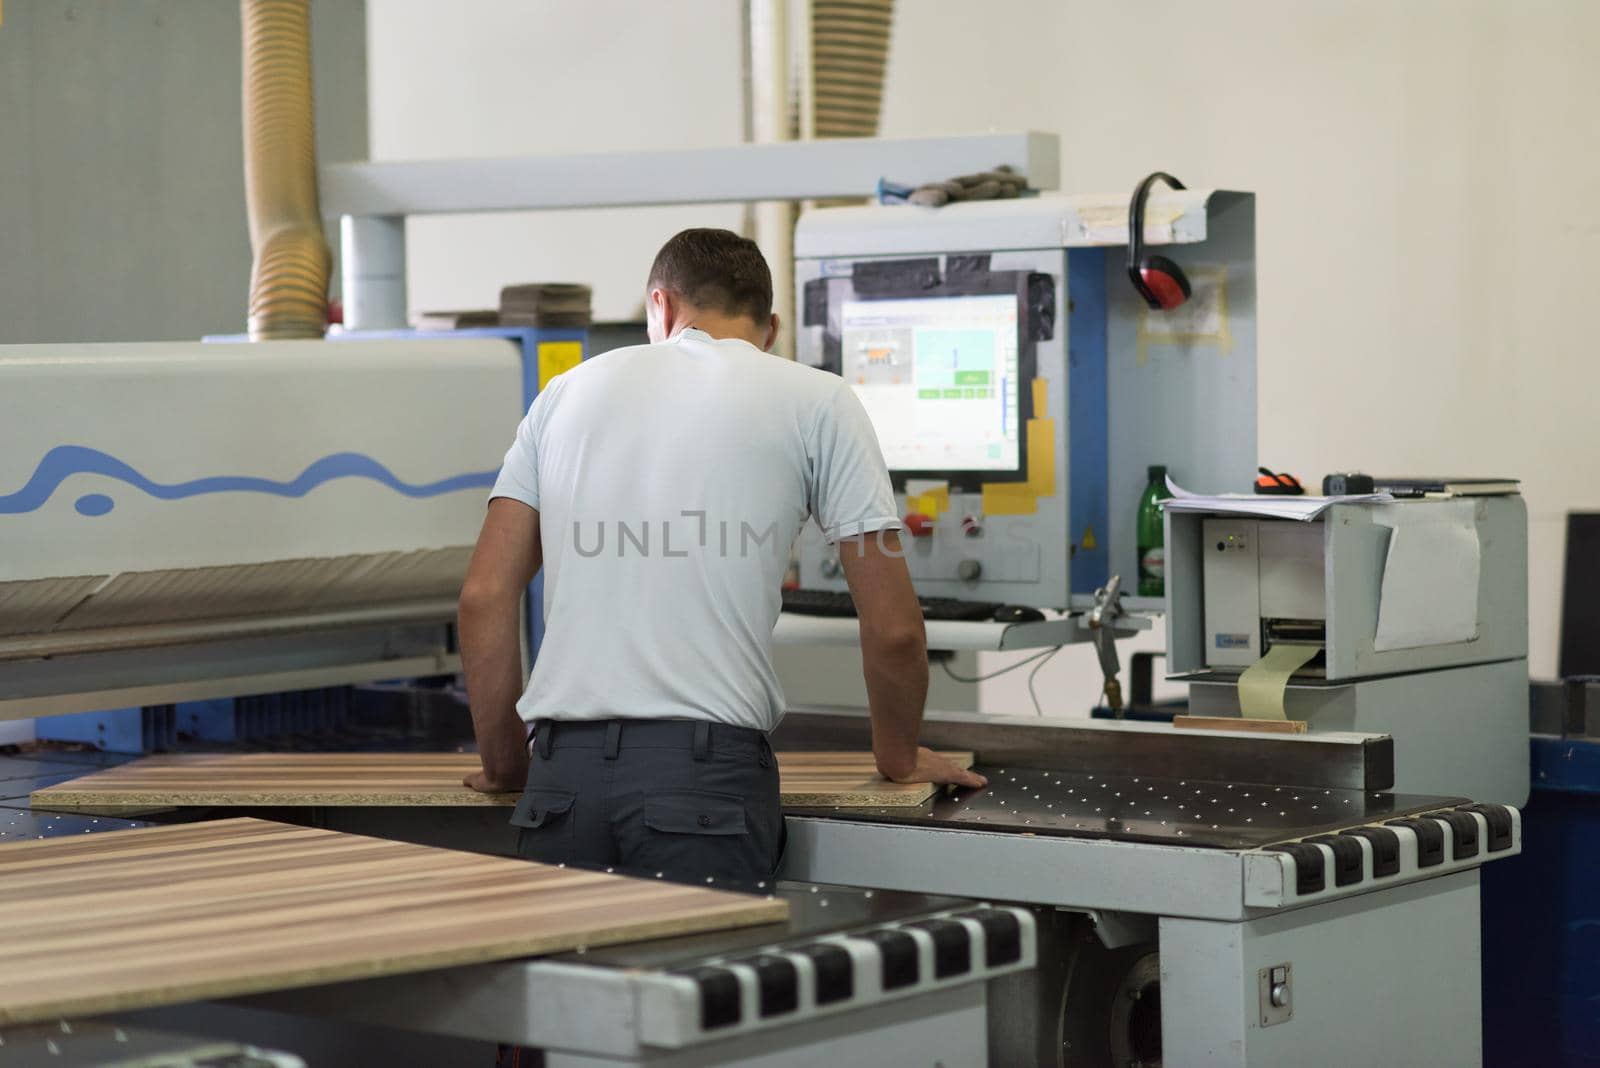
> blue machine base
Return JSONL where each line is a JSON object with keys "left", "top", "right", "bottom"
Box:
{"left": 1481, "top": 735, "right": 1600, "bottom": 1066}
{"left": 33, "top": 706, "right": 178, "bottom": 754}
{"left": 35, "top": 688, "right": 354, "bottom": 754}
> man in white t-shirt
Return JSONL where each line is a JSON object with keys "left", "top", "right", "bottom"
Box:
{"left": 457, "top": 228, "right": 985, "bottom": 888}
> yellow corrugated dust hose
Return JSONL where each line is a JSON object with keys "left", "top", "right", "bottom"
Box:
{"left": 810, "top": 0, "right": 894, "bottom": 139}
{"left": 241, "top": 0, "right": 329, "bottom": 340}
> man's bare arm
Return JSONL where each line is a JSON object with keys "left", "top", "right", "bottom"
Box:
{"left": 458, "top": 498, "right": 543, "bottom": 792}
{"left": 839, "top": 530, "right": 987, "bottom": 789}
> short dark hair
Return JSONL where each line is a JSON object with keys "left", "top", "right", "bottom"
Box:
{"left": 647, "top": 228, "right": 773, "bottom": 323}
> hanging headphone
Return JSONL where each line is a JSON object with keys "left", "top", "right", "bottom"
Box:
{"left": 1127, "top": 171, "right": 1192, "bottom": 311}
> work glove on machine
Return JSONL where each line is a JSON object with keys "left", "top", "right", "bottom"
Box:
{"left": 878, "top": 164, "right": 1031, "bottom": 207}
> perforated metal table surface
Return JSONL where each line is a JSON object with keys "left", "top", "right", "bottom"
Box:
{"left": 561, "top": 884, "right": 974, "bottom": 969}
{"left": 787, "top": 764, "right": 1465, "bottom": 850}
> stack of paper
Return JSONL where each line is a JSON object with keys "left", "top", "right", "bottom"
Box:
{"left": 1161, "top": 477, "right": 1394, "bottom": 522}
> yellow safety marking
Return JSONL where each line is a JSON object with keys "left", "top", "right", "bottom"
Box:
{"left": 537, "top": 341, "right": 583, "bottom": 391}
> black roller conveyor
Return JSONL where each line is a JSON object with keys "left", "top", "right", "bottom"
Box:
{"left": 1386, "top": 818, "right": 1446, "bottom": 867}
{"left": 952, "top": 908, "right": 1023, "bottom": 967}
{"left": 1302, "top": 834, "right": 1366, "bottom": 886}
{"left": 794, "top": 943, "right": 855, "bottom": 1005}
{"left": 1458, "top": 804, "right": 1515, "bottom": 851}
{"left": 1262, "top": 842, "right": 1325, "bottom": 894}
{"left": 1340, "top": 826, "right": 1402, "bottom": 877}
{"left": 861, "top": 929, "right": 920, "bottom": 990}
{"left": 905, "top": 918, "right": 972, "bottom": 978}
{"left": 1431, "top": 811, "right": 1481, "bottom": 860}
{"left": 679, "top": 966, "right": 742, "bottom": 1030}
{"left": 747, "top": 954, "right": 800, "bottom": 1017}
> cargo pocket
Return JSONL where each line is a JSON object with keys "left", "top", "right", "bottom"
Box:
{"left": 628, "top": 789, "right": 761, "bottom": 886}
{"left": 509, "top": 788, "right": 576, "bottom": 864}
{"left": 645, "top": 790, "right": 748, "bottom": 836}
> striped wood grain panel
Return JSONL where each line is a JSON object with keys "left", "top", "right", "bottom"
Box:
{"left": 0, "top": 817, "right": 787, "bottom": 1026}
{"left": 31, "top": 751, "right": 974, "bottom": 811}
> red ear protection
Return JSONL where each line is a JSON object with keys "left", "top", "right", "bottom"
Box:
{"left": 1127, "top": 172, "right": 1192, "bottom": 311}
{"left": 1137, "top": 253, "right": 1192, "bottom": 310}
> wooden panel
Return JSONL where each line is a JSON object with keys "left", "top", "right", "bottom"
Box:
{"left": 0, "top": 817, "right": 787, "bottom": 1026}
{"left": 775, "top": 751, "right": 975, "bottom": 807}
{"left": 32, "top": 753, "right": 519, "bottom": 810}
{"left": 30, "top": 751, "right": 974, "bottom": 812}
{"left": 1173, "top": 715, "right": 1309, "bottom": 735}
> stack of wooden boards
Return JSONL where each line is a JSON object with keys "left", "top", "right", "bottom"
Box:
{"left": 30, "top": 750, "right": 974, "bottom": 812}
{"left": 411, "top": 282, "right": 593, "bottom": 331}
{"left": 499, "top": 282, "right": 592, "bottom": 328}
{"left": 0, "top": 818, "right": 787, "bottom": 1026}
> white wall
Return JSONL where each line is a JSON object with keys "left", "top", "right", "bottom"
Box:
{"left": 0, "top": 0, "right": 367, "bottom": 344}
{"left": 367, "top": 0, "right": 746, "bottom": 321}
{"left": 882, "top": 0, "right": 1600, "bottom": 702}
{"left": 369, "top": 0, "right": 1600, "bottom": 711}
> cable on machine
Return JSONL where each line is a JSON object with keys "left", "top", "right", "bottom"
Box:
{"left": 936, "top": 646, "right": 1065, "bottom": 717}
{"left": 937, "top": 646, "right": 1061, "bottom": 684}
{"left": 1027, "top": 647, "right": 1063, "bottom": 717}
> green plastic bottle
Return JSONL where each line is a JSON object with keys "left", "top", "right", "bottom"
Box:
{"left": 1137, "top": 464, "right": 1172, "bottom": 597}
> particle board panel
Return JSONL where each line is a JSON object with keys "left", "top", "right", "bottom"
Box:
{"left": 30, "top": 751, "right": 974, "bottom": 812}
{"left": 0, "top": 817, "right": 787, "bottom": 1026}
{"left": 776, "top": 750, "right": 975, "bottom": 807}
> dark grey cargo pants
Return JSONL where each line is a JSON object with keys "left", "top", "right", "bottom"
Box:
{"left": 510, "top": 718, "right": 784, "bottom": 892}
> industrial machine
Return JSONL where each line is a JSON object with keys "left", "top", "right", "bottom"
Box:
{"left": 1166, "top": 495, "right": 1531, "bottom": 805}
{"left": 0, "top": 1022, "right": 305, "bottom": 1068}
{"left": 789, "top": 189, "right": 1258, "bottom": 610}
{"left": 235, "top": 888, "right": 1036, "bottom": 1068}
{"left": 0, "top": 337, "right": 509, "bottom": 719}
{"left": 773, "top": 708, "right": 1517, "bottom": 1066}
{"left": 0, "top": 328, "right": 574, "bottom": 726}
{"left": 2, "top": 131, "right": 1063, "bottom": 732}
{"left": 762, "top": 195, "right": 1527, "bottom": 1066}
{"left": 6, "top": 182, "right": 1528, "bottom": 1066}
{"left": 0, "top": 797, "right": 1033, "bottom": 1068}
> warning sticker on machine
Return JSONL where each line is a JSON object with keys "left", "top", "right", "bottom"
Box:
{"left": 537, "top": 341, "right": 582, "bottom": 391}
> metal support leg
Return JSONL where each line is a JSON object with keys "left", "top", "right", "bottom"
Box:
{"left": 540, "top": 983, "right": 988, "bottom": 1068}
{"left": 1158, "top": 871, "right": 1482, "bottom": 1067}
{"left": 340, "top": 214, "right": 407, "bottom": 330}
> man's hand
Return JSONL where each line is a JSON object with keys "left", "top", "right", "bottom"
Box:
{"left": 881, "top": 746, "right": 988, "bottom": 790}
{"left": 463, "top": 766, "right": 525, "bottom": 795}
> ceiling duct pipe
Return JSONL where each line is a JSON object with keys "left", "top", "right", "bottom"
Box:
{"left": 809, "top": 0, "right": 894, "bottom": 140}
{"left": 241, "top": 0, "right": 330, "bottom": 340}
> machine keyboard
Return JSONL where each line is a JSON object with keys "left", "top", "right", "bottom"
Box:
{"left": 781, "top": 587, "right": 1005, "bottom": 622}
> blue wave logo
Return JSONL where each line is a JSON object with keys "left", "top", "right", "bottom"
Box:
{"left": 0, "top": 445, "right": 498, "bottom": 517}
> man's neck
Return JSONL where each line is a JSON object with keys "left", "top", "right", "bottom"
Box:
{"left": 675, "top": 312, "right": 766, "bottom": 350}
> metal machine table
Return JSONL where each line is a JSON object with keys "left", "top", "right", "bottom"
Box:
{"left": 777, "top": 755, "right": 1520, "bottom": 1067}
{"left": 232, "top": 886, "right": 1034, "bottom": 1068}
{"left": 0, "top": 1020, "right": 304, "bottom": 1068}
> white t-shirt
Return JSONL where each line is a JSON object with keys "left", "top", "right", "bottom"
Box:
{"left": 490, "top": 327, "right": 901, "bottom": 732}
